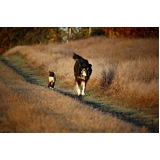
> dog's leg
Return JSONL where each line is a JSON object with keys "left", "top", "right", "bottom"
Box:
{"left": 76, "top": 82, "right": 80, "bottom": 96}
{"left": 52, "top": 82, "right": 55, "bottom": 88}
{"left": 81, "top": 81, "right": 85, "bottom": 95}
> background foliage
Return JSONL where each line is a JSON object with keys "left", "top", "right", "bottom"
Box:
{"left": 101, "top": 27, "right": 159, "bottom": 38}
{"left": 0, "top": 27, "right": 158, "bottom": 54}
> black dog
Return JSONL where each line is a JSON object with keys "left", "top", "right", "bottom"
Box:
{"left": 73, "top": 53, "right": 92, "bottom": 96}
{"left": 48, "top": 71, "right": 56, "bottom": 89}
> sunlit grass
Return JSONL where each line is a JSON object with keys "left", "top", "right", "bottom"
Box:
{"left": 0, "top": 60, "right": 148, "bottom": 133}
{"left": 3, "top": 37, "right": 159, "bottom": 130}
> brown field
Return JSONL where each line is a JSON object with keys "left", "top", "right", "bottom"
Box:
{"left": 1, "top": 36, "right": 159, "bottom": 132}
{"left": 3, "top": 37, "right": 159, "bottom": 113}
{"left": 0, "top": 60, "right": 147, "bottom": 132}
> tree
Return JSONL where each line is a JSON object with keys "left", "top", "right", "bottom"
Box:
{"left": 0, "top": 27, "right": 63, "bottom": 54}
{"left": 101, "top": 27, "right": 159, "bottom": 38}
{"left": 64, "top": 27, "right": 105, "bottom": 42}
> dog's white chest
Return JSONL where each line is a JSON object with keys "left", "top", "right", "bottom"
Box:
{"left": 49, "top": 76, "right": 54, "bottom": 82}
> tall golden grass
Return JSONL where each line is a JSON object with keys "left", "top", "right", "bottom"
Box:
{"left": 0, "top": 60, "right": 147, "bottom": 132}
{"left": 4, "top": 37, "right": 159, "bottom": 115}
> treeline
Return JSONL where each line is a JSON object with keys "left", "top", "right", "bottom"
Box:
{"left": 0, "top": 27, "right": 62, "bottom": 54}
{"left": 0, "top": 27, "right": 158, "bottom": 54}
{"left": 101, "top": 27, "right": 159, "bottom": 38}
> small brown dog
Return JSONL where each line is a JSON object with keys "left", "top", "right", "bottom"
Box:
{"left": 48, "top": 71, "right": 56, "bottom": 89}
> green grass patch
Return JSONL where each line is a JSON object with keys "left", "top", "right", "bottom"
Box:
{"left": 0, "top": 55, "right": 47, "bottom": 86}
{"left": 12, "top": 54, "right": 25, "bottom": 65}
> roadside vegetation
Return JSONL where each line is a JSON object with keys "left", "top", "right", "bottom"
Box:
{"left": 1, "top": 36, "right": 159, "bottom": 132}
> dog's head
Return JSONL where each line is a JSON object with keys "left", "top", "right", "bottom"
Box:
{"left": 49, "top": 71, "right": 55, "bottom": 77}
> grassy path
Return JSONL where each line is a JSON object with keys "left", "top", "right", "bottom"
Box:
{"left": 0, "top": 56, "right": 157, "bottom": 132}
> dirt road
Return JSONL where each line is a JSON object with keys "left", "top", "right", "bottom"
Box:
{"left": 0, "top": 60, "right": 148, "bottom": 132}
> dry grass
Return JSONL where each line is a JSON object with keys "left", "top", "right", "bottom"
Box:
{"left": 0, "top": 60, "right": 147, "bottom": 132}
{"left": 3, "top": 37, "right": 159, "bottom": 115}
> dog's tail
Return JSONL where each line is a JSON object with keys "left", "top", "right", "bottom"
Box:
{"left": 73, "top": 53, "right": 83, "bottom": 60}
